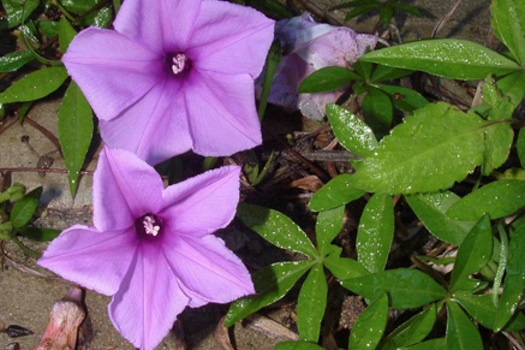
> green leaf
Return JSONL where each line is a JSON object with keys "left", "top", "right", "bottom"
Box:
{"left": 10, "top": 187, "right": 42, "bottom": 229}
{"left": 453, "top": 292, "right": 497, "bottom": 330}
{"left": 376, "top": 84, "right": 429, "bottom": 112}
{"left": 315, "top": 205, "right": 345, "bottom": 256}
{"left": 323, "top": 250, "right": 369, "bottom": 281}
{"left": 299, "top": 66, "right": 359, "bottom": 93}
{"left": 16, "top": 226, "right": 60, "bottom": 242}
{"left": 494, "top": 223, "right": 525, "bottom": 330}
{"left": 237, "top": 203, "right": 318, "bottom": 258}
{"left": 405, "top": 191, "right": 476, "bottom": 245}
{"left": 360, "top": 39, "right": 520, "bottom": 80}
{"left": 490, "top": 0, "right": 525, "bottom": 65}
{"left": 480, "top": 79, "right": 514, "bottom": 175}
{"left": 517, "top": 128, "right": 525, "bottom": 168}
{"left": 482, "top": 77, "right": 515, "bottom": 121}
{"left": 275, "top": 341, "right": 325, "bottom": 350}
{"left": 37, "top": 20, "right": 59, "bottom": 38}
{"left": 482, "top": 122, "right": 513, "bottom": 176}
{"left": 297, "top": 264, "right": 327, "bottom": 342}
{"left": 58, "top": 82, "right": 93, "bottom": 198}
{"left": 363, "top": 87, "right": 393, "bottom": 134}
{"left": 447, "top": 180, "right": 525, "bottom": 221}
{"left": 2, "top": 0, "right": 39, "bottom": 28}
{"left": 0, "top": 51, "right": 35, "bottom": 73}
{"left": 58, "top": 18, "right": 77, "bottom": 54}
{"left": 224, "top": 261, "right": 314, "bottom": 327}
{"left": 342, "top": 268, "right": 447, "bottom": 309}
{"left": 370, "top": 65, "right": 413, "bottom": 82}
{"left": 496, "top": 71, "right": 525, "bottom": 107}
{"left": 309, "top": 174, "right": 365, "bottom": 212}
{"left": 351, "top": 102, "right": 486, "bottom": 194}
{"left": 0, "top": 67, "right": 69, "bottom": 103}
{"left": 446, "top": 301, "right": 483, "bottom": 350}
{"left": 89, "top": 6, "right": 113, "bottom": 28}
{"left": 357, "top": 194, "right": 394, "bottom": 273}
{"left": 327, "top": 104, "right": 378, "bottom": 157}
{"left": 345, "top": 4, "right": 380, "bottom": 21}
{"left": 349, "top": 294, "right": 388, "bottom": 350}
{"left": 61, "top": 0, "right": 98, "bottom": 15}
{"left": 379, "top": 304, "right": 437, "bottom": 350}
{"left": 449, "top": 215, "right": 493, "bottom": 292}
{"left": 405, "top": 338, "right": 447, "bottom": 350}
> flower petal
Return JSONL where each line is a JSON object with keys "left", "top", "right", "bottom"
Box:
{"left": 184, "top": 71, "right": 261, "bottom": 156}
{"left": 63, "top": 27, "right": 163, "bottom": 121}
{"left": 93, "top": 148, "right": 164, "bottom": 231}
{"left": 164, "top": 235, "right": 254, "bottom": 306}
{"left": 99, "top": 80, "right": 192, "bottom": 165}
{"left": 114, "top": 0, "right": 201, "bottom": 52}
{"left": 190, "top": 1, "right": 274, "bottom": 77}
{"left": 37, "top": 225, "right": 137, "bottom": 296}
{"left": 160, "top": 166, "right": 240, "bottom": 237}
{"left": 109, "top": 243, "right": 189, "bottom": 350}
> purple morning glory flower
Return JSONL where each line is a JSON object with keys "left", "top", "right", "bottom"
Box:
{"left": 264, "top": 13, "right": 376, "bottom": 120}
{"left": 62, "top": 0, "right": 275, "bottom": 165}
{"left": 38, "top": 147, "right": 254, "bottom": 350}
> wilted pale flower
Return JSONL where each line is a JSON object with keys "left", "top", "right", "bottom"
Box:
{"left": 266, "top": 13, "right": 377, "bottom": 120}
{"left": 63, "top": 0, "right": 274, "bottom": 165}
{"left": 38, "top": 147, "right": 254, "bottom": 350}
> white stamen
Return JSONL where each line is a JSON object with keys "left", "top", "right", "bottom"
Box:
{"left": 171, "top": 53, "right": 187, "bottom": 75}
{"left": 143, "top": 216, "right": 160, "bottom": 236}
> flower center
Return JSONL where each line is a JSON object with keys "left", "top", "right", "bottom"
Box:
{"left": 170, "top": 52, "right": 190, "bottom": 75}
{"left": 136, "top": 213, "right": 162, "bottom": 238}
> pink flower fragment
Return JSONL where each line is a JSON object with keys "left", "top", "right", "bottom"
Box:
{"left": 63, "top": 0, "right": 275, "bottom": 165}
{"left": 266, "top": 13, "right": 377, "bottom": 120}
{"left": 38, "top": 147, "right": 254, "bottom": 350}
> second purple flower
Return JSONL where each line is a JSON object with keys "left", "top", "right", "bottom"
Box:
{"left": 63, "top": 0, "right": 275, "bottom": 165}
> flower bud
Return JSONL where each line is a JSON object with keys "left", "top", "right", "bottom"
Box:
{"left": 0, "top": 221, "right": 14, "bottom": 240}
{"left": 0, "top": 183, "right": 27, "bottom": 203}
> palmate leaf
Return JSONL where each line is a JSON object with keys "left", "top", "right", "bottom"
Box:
{"left": 237, "top": 203, "right": 318, "bottom": 258}
{"left": 379, "top": 304, "right": 437, "bottom": 350}
{"left": 326, "top": 104, "right": 378, "bottom": 157}
{"left": 494, "top": 222, "right": 525, "bottom": 331}
{"left": 449, "top": 215, "right": 493, "bottom": 292}
{"left": 351, "top": 102, "right": 486, "bottom": 194}
{"left": 299, "top": 67, "right": 360, "bottom": 93}
{"left": 309, "top": 174, "right": 365, "bottom": 212}
{"left": 405, "top": 191, "right": 476, "bottom": 245}
{"left": 454, "top": 291, "right": 501, "bottom": 330}
{"left": 224, "top": 260, "right": 314, "bottom": 327}
{"left": 297, "top": 264, "right": 327, "bottom": 342}
{"left": 323, "top": 249, "right": 369, "bottom": 281}
{"left": 359, "top": 39, "right": 520, "bottom": 80}
{"left": 341, "top": 268, "right": 447, "bottom": 309}
{"left": 491, "top": 0, "right": 525, "bottom": 65}
{"left": 446, "top": 301, "right": 483, "bottom": 349}
{"left": 348, "top": 294, "right": 388, "bottom": 350}
{"left": 315, "top": 205, "right": 345, "bottom": 256}
{"left": 356, "top": 193, "right": 394, "bottom": 273}
{"left": 448, "top": 180, "right": 525, "bottom": 221}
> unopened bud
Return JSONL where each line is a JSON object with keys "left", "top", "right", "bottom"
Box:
{"left": 0, "top": 221, "right": 14, "bottom": 240}
{"left": 0, "top": 183, "right": 27, "bottom": 203}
